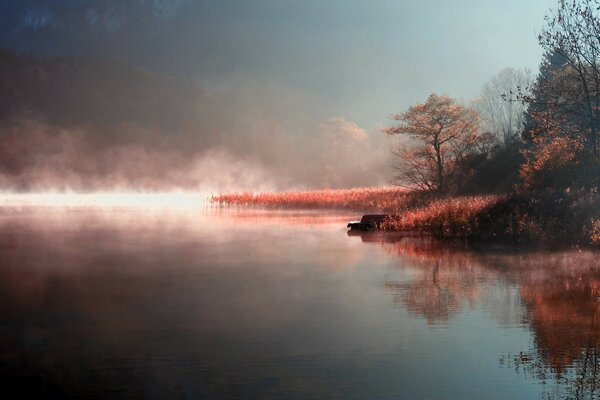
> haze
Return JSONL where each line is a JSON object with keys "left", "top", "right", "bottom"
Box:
{"left": 0, "top": 0, "right": 556, "bottom": 191}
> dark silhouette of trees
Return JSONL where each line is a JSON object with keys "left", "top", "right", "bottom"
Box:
{"left": 522, "top": 48, "right": 569, "bottom": 143}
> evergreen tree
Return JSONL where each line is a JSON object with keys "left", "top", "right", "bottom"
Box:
{"left": 522, "top": 47, "right": 568, "bottom": 143}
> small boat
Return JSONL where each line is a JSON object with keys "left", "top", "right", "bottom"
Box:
{"left": 347, "top": 214, "right": 388, "bottom": 230}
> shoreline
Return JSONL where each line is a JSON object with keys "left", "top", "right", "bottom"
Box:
{"left": 211, "top": 187, "right": 600, "bottom": 249}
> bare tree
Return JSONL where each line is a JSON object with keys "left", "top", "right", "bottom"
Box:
{"left": 539, "top": 0, "right": 600, "bottom": 159}
{"left": 475, "top": 67, "right": 533, "bottom": 146}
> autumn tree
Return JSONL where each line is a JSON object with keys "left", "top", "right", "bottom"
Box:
{"left": 520, "top": 109, "right": 586, "bottom": 189}
{"left": 520, "top": 50, "right": 585, "bottom": 189}
{"left": 519, "top": 0, "right": 600, "bottom": 189}
{"left": 384, "top": 94, "right": 483, "bottom": 193}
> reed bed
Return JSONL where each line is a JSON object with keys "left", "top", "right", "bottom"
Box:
{"left": 212, "top": 188, "right": 504, "bottom": 238}
{"left": 211, "top": 187, "right": 419, "bottom": 212}
{"left": 212, "top": 187, "right": 598, "bottom": 245}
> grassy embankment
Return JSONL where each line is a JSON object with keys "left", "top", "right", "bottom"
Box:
{"left": 212, "top": 187, "right": 600, "bottom": 246}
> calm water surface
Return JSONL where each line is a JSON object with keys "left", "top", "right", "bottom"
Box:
{"left": 0, "top": 206, "right": 599, "bottom": 399}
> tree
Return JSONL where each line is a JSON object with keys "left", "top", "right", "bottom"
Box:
{"left": 538, "top": 0, "right": 600, "bottom": 159}
{"left": 520, "top": 49, "right": 585, "bottom": 190}
{"left": 520, "top": 110, "right": 586, "bottom": 189}
{"left": 522, "top": 48, "right": 569, "bottom": 143}
{"left": 518, "top": 0, "right": 600, "bottom": 190}
{"left": 384, "top": 94, "right": 483, "bottom": 193}
{"left": 475, "top": 67, "right": 533, "bottom": 146}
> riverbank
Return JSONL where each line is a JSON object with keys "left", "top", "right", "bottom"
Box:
{"left": 211, "top": 187, "right": 600, "bottom": 247}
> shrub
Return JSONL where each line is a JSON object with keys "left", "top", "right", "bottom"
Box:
{"left": 382, "top": 196, "right": 503, "bottom": 238}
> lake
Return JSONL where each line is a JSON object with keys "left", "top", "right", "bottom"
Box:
{"left": 0, "top": 205, "right": 599, "bottom": 399}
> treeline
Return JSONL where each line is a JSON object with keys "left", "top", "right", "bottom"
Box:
{"left": 384, "top": 0, "right": 600, "bottom": 245}
{"left": 387, "top": 5, "right": 600, "bottom": 193}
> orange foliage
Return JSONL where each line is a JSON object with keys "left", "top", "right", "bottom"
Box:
{"left": 214, "top": 190, "right": 506, "bottom": 239}
{"left": 382, "top": 195, "right": 503, "bottom": 237}
{"left": 520, "top": 110, "right": 586, "bottom": 190}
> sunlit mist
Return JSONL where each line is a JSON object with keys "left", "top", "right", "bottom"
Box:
{"left": 0, "top": 192, "right": 211, "bottom": 208}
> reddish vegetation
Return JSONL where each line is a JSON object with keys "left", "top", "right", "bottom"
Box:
{"left": 382, "top": 195, "right": 503, "bottom": 237}
{"left": 213, "top": 188, "right": 504, "bottom": 238}
{"left": 211, "top": 187, "right": 416, "bottom": 212}
{"left": 213, "top": 187, "right": 599, "bottom": 245}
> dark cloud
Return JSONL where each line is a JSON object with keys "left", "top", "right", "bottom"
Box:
{"left": 23, "top": 8, "right": 56, "bottom": 30}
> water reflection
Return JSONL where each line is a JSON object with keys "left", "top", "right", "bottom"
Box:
{"left": 351, "top": 233, "right": 508, "bottom": 325}
{"left": 0, "top": 208, "right": 391, "bottom": 399}
{"left": 2, "top": 207, "right": 600, "bottom": 399}
{"left": 504, "top": 253, "right": 600, "bottom": 399}
{"left": 351, "top": 230, "right": 600, "bottom": 399}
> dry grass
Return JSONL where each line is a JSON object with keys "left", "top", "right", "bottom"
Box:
{"left": 213, "top": 187, "right": 600, "bottom": 246}
{"left": 212, "top": 188, "right": 504, "bottom": 239}
{"left": 382, "top": 195, "right": 504, "bottom": 238}
{"left": 211, "top": 187, "right": 419, "bottom": 212}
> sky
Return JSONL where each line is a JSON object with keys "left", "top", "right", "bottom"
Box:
{"left": 0, "top": 0, "right": 560, "bottom": 191}
{"left": 0, "top": 0, "right": 557, "bottom": 128}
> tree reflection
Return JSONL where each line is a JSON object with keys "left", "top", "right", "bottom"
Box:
{"left": 353, "top": 231, "right": 600, "bottom": 399}
{"left": 384, "top": 257, "right": 483, "bottom": 324}
{"left": 504, "top": 253, "right": 600, "bottom": 399}
{"left": 356, "top": 233, "right": 495, "bottom": 325}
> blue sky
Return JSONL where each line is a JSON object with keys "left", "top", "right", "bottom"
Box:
{"left": 241, "top": 0, "right": 556, "bottom": 127}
